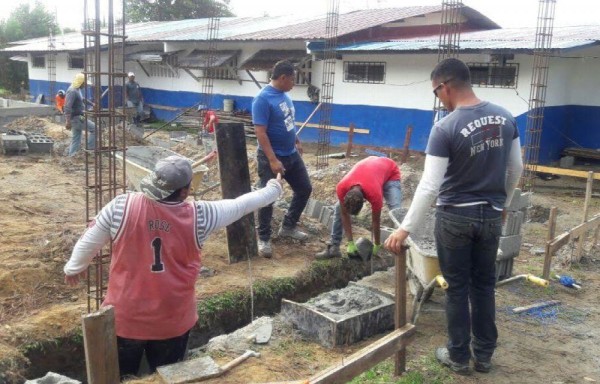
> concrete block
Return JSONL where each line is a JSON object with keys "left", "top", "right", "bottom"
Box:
{"left": 304, "top": 199, "right": 324, "bottom": 219}
{"left": 281, "top": 285, "right": 395, "bottom": 348}
{"left": 24, "top": 372, "right": 81, "bottom": 384}
{"left": 497, "top": 234, "right": 522, "bottom": 261}
{"left": 27, "top": 136, "right": 54, "bottom": 154}
{"left": 1, "top": 134, "right": 28, "bottom": 155}
{"left": 560, "top": 156, "right": 575, "bottom": 168}
{"left": 502, "top": 211, "right": 525, "bottom": 236}
{"left": 496, "top": 258, "right": 514, "bottom": 281}
{"left": 506, "top": 188, "right": 531, "bottom": 212}
{"left": 319, "top": 206, "right": 334, "bottom": 226}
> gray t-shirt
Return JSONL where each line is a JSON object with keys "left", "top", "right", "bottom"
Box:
{"left": 426, "top": 101, "right": 519, "bottom": 208}
{"left": 125, "top": 80, "right": 142, "bottom": 103}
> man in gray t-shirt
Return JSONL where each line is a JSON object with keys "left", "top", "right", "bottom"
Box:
{"left": 125, "top": 72, "right": 144, "bottom": 125}
{"left": 386, "top": 58, "right": 523, "bottom": 375}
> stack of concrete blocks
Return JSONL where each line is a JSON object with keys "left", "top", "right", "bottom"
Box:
{"left": 1, "top": 133, "right": 28, "bottom": 155}
{"left": 497, "top": 188, "right": 530, "bottom": 281}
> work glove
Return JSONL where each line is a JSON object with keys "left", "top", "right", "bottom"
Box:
{"left": 372, "top": 243, "right": 382, "bottom": 256}
{"left": 347, "top": 241, "right": 359, "bottom": 258}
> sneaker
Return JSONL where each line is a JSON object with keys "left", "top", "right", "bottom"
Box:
{"left": 473, "top": 359, "right": 492, "bottom": 373}
{"left": 315, "top": 244, "right": 342, "bottom": 259}
{"left": 435, "top": 347, "right": 471, "bottom": 376}
{"left": 258, "top": 240, "right": 272, "bottom": 259}
{"left": 278, "top": 226, "right": 308, "bottom": 241}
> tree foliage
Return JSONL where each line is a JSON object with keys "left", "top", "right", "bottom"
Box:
{"left": 0, "top": 2, "right": 60, "bottom": 93}
{"left": 127, "top": 0, "right": 234, "bottom": 23}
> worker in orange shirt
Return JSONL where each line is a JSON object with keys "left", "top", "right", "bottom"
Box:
{"left": 55, "top": 90, "right": 66, "bottom": 113}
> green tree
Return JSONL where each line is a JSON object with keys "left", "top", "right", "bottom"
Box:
{"left": 0, "top": 2, "right": 60, "bottom": 93}
{"left": 127, "top": 0, "right": 234, "bottom": 23}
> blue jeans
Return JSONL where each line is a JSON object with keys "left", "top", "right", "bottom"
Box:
{"left": 257, "top": 150, "right": 312, "bottom": 241}
{"left": 434, "top": 204, "right": 502, "bottom": 364}
{"left": 127, "top": 100, "right": 144, "bottom": 123}
{"left": 117, "top": 330, "right": 190, "bottom": 379}
{"left": 68, "top": 116, "right": 96, "bottom": 156}
{"left": 330, "top": 179, "right": 402, "bottom": 246}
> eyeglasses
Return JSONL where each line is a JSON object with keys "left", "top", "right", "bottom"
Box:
{"left": 433, "top": 78, "right": 454, "bottom": 97}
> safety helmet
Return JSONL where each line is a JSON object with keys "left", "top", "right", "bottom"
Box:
{"left": 57, "top": 90, "right": 65, "bottom": 96}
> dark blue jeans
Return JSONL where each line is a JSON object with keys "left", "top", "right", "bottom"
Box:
{"left": 257, "top": 149, "right": 312, "bottom": 241}
{"left": 434, "top": 204, "right": 502, "bottom": 364}
{"left": 117, "top": 330, "right": 190, "bottom": 379}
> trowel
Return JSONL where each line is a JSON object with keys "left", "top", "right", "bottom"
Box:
{"left": 247, "top": 322, "right": 273, "bottom": 344}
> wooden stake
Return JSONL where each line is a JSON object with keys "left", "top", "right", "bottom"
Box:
{"left": 542, "top": 207, "right": 558, "bottom": 279}
{"left": 394, "top": 246, "right": 408, "bottom": 376}
{"left": 82, "top": 305, "right": 120, "bottom": 384}
{"left": 575, "top": 171, "right": 594, "bottom": 262}
{"left": 345, "top": 123, "right": 355, "bottom": 158}
{"left": 216, "top": 122, "right": 258, "bottom": 263}
{"left": 401, "top": 125, "right": 413, "bottom": 164}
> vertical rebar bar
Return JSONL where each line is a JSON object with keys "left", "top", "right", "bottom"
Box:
{"left": 83, "top": 0, "right": 127, "bottom": 312}
{"left": 432, "top": 1, "right": 463, "bottom": 123}
{"left": 198, "top": 17, "right": 220, "bottom": 144}
{"left": 520, "top": 0, "right": 557, "bottom": 192}
{"left": 315, "top": 0, "right": 340, "bottom": 169}
{"left": 47, "top": 29, "right": 56, "bottom": 108}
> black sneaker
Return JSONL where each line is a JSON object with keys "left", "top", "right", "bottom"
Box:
{"left": 473, "top": 359, "right": 492, "bottom": 373}
{"left": 435, "top": 347, "right": 471, "bottom": 376}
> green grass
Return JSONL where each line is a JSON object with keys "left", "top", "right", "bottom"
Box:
{"left": 349, "top": 354, "right": 454, "bottom": 384}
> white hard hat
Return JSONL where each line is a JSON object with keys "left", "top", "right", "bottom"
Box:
{"left": 128, "top": 72, "right": 135, "bottom": 77}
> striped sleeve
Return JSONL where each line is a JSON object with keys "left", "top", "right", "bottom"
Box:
{"left": 195, "top": 180, "right": 283, "bottom": 245}
{"left": 95, "top": 193, "right": 128, "bottom": 239}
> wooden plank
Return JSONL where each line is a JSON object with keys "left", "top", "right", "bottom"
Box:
{"left": 513, "top": 300, "right": 561, "bottom": 314}
{"left": 525, "top": 164, "right": 600, "bottom": 180}
{"left": 82, "top": 305, "right": 120, "bottom": 384}
{"left": 570, "top": 215, "right": 600, "bottom": 240}
{"left": 549, "top": 232, "right": 571, "bottom": 255}
{"left": 394, "top": 247, "right": 407, "bottom": 376}
{"left": 295, "top": 122, "right": 369, "bottom": 135}
{"left": 308, "top": 325, "right": 416, "bottom": 384}
{"left": 216, "top": 122, "right": 258, "bottom": 263}
{"left": 547, "top": 207, "right": 558, "bottom": 242}
{"left": 296, "top": 102, "right": 322, "bottom": 135}
{"left": 575, "top": 172, "right": 595, "bottom": 262}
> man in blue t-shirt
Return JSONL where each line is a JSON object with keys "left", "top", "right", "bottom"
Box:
{"left": 252, "top": 60, "right": 312, "bottom": 258}
{"left": 386, "top": 58, "right": 523, "bottom": 375}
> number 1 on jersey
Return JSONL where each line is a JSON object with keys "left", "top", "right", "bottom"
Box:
{"left": 151, "top": 237, "right": 164, "bottom": 272}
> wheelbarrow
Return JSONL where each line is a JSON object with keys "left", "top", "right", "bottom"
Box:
{"left": 116, "top": 146, "right": 213, "bottom": 199}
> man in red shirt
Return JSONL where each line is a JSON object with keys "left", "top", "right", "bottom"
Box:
{"left": 316, "top": 156, "right": 402, "bottom": 259}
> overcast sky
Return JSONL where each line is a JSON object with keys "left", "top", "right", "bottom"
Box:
{"left": 1, "top": 0, "right": 598, "bottom": 30}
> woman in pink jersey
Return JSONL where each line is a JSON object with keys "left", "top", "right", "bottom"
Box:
{"left": 64, "top": 156, "right": 283, "bottom": 379}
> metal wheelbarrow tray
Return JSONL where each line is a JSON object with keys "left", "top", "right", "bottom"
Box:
{"left": 116, "top": 146, "right": 209, "bottom": 197}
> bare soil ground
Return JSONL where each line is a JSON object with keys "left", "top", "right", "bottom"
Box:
{"left": 1, "top": 117, "right": 599, "bottom": 383}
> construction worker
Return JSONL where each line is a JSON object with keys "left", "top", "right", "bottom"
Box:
{"left": 253, "top": 60, "right": 312, "bottom": 258}
{"left": 125, "top": 72, "right": 144, "bottom": 125}
{"left": 385, "top": 58, "right": 523, "bottom": 375}
{"left": 316, "top": 156, "right": 402, "bottom": 259}
{"left": 198, "top": 104, "right": 219, "bottom": 154}
{"left": 64, "top": 73, "right": 96, "bottom": 156}
{"left": 64, "top": 155, "right": 283, "bottom": 379}
{"left": 55, "top": 90, "right": 65, "bottom": 113}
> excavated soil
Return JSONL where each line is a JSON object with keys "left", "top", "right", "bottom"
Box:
{"left": 1, "top": 117, "right": 599, "bottom": 383}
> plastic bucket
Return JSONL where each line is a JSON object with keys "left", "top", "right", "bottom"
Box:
{"left": 223, "top": 98, "right": 234, "bottom": 112}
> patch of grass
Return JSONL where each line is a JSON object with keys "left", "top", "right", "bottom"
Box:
{"left": 349, "top": 355, "right": 454, "bottom": 384}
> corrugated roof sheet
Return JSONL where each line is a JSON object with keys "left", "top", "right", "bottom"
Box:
{"left": 332, "top": 25, "right": 600, "bottom": 52}
{"left": 2, "top": 6, "right": 498, "bottom": 52}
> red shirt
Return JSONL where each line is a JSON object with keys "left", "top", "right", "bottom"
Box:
{"left": 103, "top": 194, "right": 201, "bottom": 340}
{"left": 336, "top": 156, "right": 401, "bottom": 212}
{"left": 203, "top": 111, "right": 219, "bottom": 133}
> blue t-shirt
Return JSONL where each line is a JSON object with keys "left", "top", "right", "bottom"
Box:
{"left": 252, "top": 85, "right": 297, "bottom": 156}
{"left": 426, "top": 101, "right": 519, "bottom": 209}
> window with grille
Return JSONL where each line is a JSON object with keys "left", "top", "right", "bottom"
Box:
{"left": 149, "top": 55, "right": 179, "bottom": 78}
{"left": 68, "top": 54, "right": 84, "bottom": 69}
{"left": 295, "top": 61, "right": 313, "bottom": 85}
{"left": 207, "top": 55, "right": 238, "bottom": 80}
{"left": 468, "top": 62, "right": 519, "bottom": 88}
{"left": 32, "top": 55, "right": 46, "bottom": 68}
{"left": 343, "top": 61, "right": 386, "bottom": 84}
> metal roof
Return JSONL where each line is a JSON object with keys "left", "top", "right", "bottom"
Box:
{"left": 330, "top": 25, "right": 600, "bottom": 53}
{"left": 239, "top": 50, "right": 310, "bottom": 71}
{"left": 2, "top": 6, "right": 499, "bottom": 52}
